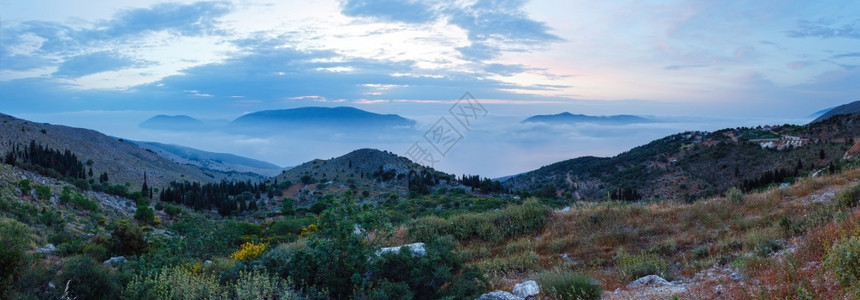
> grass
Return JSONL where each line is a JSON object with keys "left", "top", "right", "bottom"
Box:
{"left": 419, "top": 164, "right": 860, "bottom": 297}
{"left": 537, "top": 269, "right": 602, "bottom": 300}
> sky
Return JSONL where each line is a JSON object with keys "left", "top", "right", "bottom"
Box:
{"left": 2, "top": 0, "right": 860, "bottom": 177}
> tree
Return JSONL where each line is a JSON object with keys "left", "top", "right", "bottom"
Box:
{"left": 141, "top": 172, "right": 149, "bottom": 198}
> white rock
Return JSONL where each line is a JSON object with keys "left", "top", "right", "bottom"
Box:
{"left": 103, "top": 256, "right": 127, "bottom": 266}
{"left": 378, "top": 242, "right": 426, "bottom": 257}
{"left": 479, "top": 291, "right": 523, "bottom": 300}
{"left": 36, "top": 243, "right": 56, "bottom": 253}
{"left": 628, "top": 275, "right": 671, "bottom": 288}
{"left": 512, "top": 280, "right": 540, "bottom": 299}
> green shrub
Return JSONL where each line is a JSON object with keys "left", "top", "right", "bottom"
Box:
{"left": 446, "top": 200, "right": 549, "bottom": 243}
{"left": 232, "top": 270, "right": 295, "bottom": 300}
{"left": 823, "top": 235, "right": 860, "bottom": 297}
{"left": 692, "top": 246, "right": 709, "bottom": 259}
{"left": 369, "top": 280, "right": 413, "bottom": 300}
{"left": 35, "top": 185, "right": 51, "bottom": 200}
{"left": 725, "top": 187, "right": 744, "bottom": 204}
{"left": 270, "top": 217, "right": 313, "bottom": 236}
{"left": 0, "top": 219, "right": 30, "bottom": 298}
{"left": 18, "top": 179, "right": 31, "bottom": 192}
{"left": 407, "top": 216, "right": 450, "bottom": 240}
{"left": 371, "top": 236, "right": 488, "bottom": 300}
{"left": 124, "top": 266, "right": 226, "bottom": 300}
{"left": 134, "top": 205, "right": 155, "bottom": 224}
{"left": 57, "top": 255, "right": 120, "bottom": 300}
{"left": 39, "top": 209, "right": 63, "bottom": 228}
{"left": 110, "top": 220, "right": 147, "bottom": 255}
{"left": 164, "top": 204, "right": 181, "bottom": 217}
{"left": 835, "top": 185, "right": 860, "bottom": 208}
{"left": 617, "top": 252, "right": 671, "bottom": 281}
{"left": 538, "top": 269, "right": 602, "bottom": 300}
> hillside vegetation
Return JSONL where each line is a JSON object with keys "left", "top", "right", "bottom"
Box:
{"left": 4, "top": 112, "right": 860, "bottom": 299}
{"left": 504, "top": 113, "right": 860, "bottom": 202}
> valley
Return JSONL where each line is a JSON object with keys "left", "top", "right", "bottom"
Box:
{"left": 2, "top": 106, "right": 860, "bottom": 299}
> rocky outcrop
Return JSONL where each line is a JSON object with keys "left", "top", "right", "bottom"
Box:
{"left": 512, "top": 280, "right": 540, "bottom": 299}
{"left": 480, "top": 280, "right": 541, "bottom": 300}
{"left": 378, "top": 242, "right": 426, "bottom": 257}
{"left": 479, "top": 291, "right": 522, "bottom": 300}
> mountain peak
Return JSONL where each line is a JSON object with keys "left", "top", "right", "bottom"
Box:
{"left": 139, "top": 115, "right": 207, "bottom": 131}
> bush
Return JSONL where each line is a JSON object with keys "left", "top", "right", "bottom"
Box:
{"left": 0, "top": 219, "right": 30, "bottom": 298}
{"left": 164, "top": 204, "right": 181, "bottom": 217}
{"left": 73, "top": 178, "right": 90, "bottom": 190}
{"left": 371, "top": 236, "right": 488, "bottom": 300}
{"left": 231, "top": 242, "right": 267, "bottom": 262}
{"left": 35, "top": 185, "right": 51, "bottom": 200}
{"left": 447, "top": 200, "right": 549, "bottom": 243}
{"left": 407, "top": 216, "right": 450, "bottom": 241}
{"left": 617, "top": 251, "right": 671, "bottom": 281}
{"left": 823, "top": 235, "right": 860, "bottom": 297}
{"left": 56, "top": 255, "right": 120, "bottom": 300}
{"left": 835, "top": 185, "right": 860, "bottom": 208}
{"left": 111, "top": 220, "right": 147, "bottom": 255}
{"left": 18, "top": 179, "right": 31, "bottom": 192}
{"left": 538, "top": 269, "right": 602, "bottom": 300}
{"left": 232, "top": 270, "right": 295, "bottom": 300}
{"left": 725, "top": 187, "right": 744, "bottom": 204}
{"left": 125, "top": 266, "right": 225, "bottom": 300}
{"left": 270, "top": 217, "right": 313, "bottom": 236}
{"left": 134, "top": 205, "right": 155, "bottom": 224}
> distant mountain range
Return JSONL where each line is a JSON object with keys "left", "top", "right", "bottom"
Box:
{"left": 140, "top": 107, "right": 415, "bottom": 133}
{"left": 126, "top": 140, "right": 286, "bottom": 177}
{"left": 811, "top": 100, "right": 860, "bottom": 123}
{"left": 522, "top": 112, "right": 653, "bottom": 125}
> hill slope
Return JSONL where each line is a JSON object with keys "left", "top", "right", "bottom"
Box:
{"left": 811, "top": 100, "right": 860, "bottom": 123}
{"left": 127, "top": 140, "right": 285, "bottom": 177}
{"left": 0, "top": 113, "right": 263, "bottom": 189}
{"left": 505, "top": 113, "right": 860, "bottom": 200}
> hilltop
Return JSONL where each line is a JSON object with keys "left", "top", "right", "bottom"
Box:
{"left": 273, "top": 148, "right": 453, "bottom": 205}
{"left": 138, "top": 115, "right": 208, "bottom": 131}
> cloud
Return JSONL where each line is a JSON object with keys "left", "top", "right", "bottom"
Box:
{"left": 831, "top": 52, "right": 860, "bottom": 59}
{"left": 94, "top": 1, "right": 231, "bottom": 38}
{"left": 664, "top": 64, "right": 708, "bottom": 71}
{"left": 787, "top": 18, "right": 860, "bottom": 39}
{"left": 53, "top": 51, "right": 139, "bottom": 77}
{"left": 340, "top": 0, "right": 437, "bottom": 23}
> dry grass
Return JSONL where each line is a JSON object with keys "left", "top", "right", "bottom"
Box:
{"left": 414, "top": 167, "right": 860, "bottom": 298}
